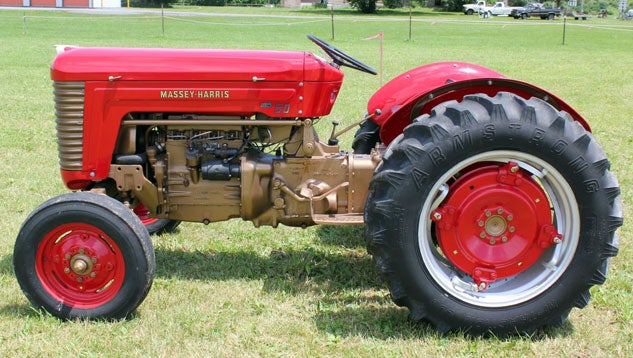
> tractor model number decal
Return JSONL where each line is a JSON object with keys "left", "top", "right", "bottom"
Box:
{"left": 260, "top": 102, "right": 291, "bottom": 114}
{"left": 159, "top": 90, "right": 230, "bottom": 99}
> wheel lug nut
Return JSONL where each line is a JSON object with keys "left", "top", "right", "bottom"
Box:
{"left": 478, "top": 220, "right": 484, "bottom": 227}
{"left": 64, "top": 267, "right": 70, "bottom": 274}
{"left": 507, "top": 214, "right": 513, "bottom": 221}
{"left": 91, "top": 272, "right": 97, "bottom": 278}
{"left": 501, "top": 236, "right": 508, "bottom": 243}
{"left": 497, "top": 208, "right": 503, "bottom": 214}
{"left": 489, "top": 239, "right": 496, "bottom": 245}
{"left": 485, "top": 210, "right": 492, "bottom": 217}
{"left": 509, "top": 226, "right": 515, "bottom": 233}
{"left": 480, "top": 232, "right": 486, "bottom": 239}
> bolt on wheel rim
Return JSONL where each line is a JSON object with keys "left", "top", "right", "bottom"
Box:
{"left": 418, "top": 150, "right": 579, "bottom": 307}
{"left": 35, "top": 223, "right": 126, "bottom": 309}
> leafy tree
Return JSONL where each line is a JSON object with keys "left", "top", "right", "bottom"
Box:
{"left": 446, "top": 0, "right": 467, "bottom": 12}
{"left": 348, "top": 0, "right": 377, "bottom": 13}
{"left": 383, "top": 0, "right": 404, "bottom": 8}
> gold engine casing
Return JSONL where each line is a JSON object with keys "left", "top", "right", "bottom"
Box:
{"left": 111, "top": 122, "right": 379, "bottom": 228}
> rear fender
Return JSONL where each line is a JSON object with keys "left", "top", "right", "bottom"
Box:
{"left": 368, "top": 62, "right": 590, "bottom": 145}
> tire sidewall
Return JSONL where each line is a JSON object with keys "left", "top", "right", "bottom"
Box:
{"left": 14, "top": 193, "right": 154, "bottom": 320}
{"left": 380, "top": 103, "right": 612, "bottom": 330}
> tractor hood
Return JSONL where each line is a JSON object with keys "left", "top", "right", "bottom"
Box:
{"left": 51, "top": 47, "right": 343, "bottom": 83}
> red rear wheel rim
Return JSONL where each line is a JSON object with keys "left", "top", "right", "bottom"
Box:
{"left": 432, "top": 162, "right": 562, "bottom": 286}
{"left": 35, "top": 223, "right": 125, "bottom": 309}
{"left": 418, "top": 151, "right": 579, "bottom": 307}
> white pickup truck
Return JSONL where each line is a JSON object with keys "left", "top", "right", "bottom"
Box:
{"left": 485, "top": 2, "right": 517, "bottom": 16}
{"left": 463, "top": 0, "right": 486, "bottom": 15}
{"left": 464, "top": 1, "right": 517, "bottom": 16}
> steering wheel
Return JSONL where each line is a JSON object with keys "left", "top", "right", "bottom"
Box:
{"left": 307, "top": 34, "right": 377, "bottom": 75}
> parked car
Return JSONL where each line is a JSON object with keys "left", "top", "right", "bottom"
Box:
{"left": 511, "top": 3, "right": 561, "bottom": 20}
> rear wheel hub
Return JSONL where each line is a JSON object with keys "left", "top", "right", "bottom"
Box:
{"left": 431, "top": 162, "right": 563, "bottom": 288}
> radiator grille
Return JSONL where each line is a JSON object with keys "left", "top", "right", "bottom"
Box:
{"left": 54, "top": 81, "right": 85, "bottom": 171}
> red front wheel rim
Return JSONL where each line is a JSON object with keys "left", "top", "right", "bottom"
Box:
{"left": 35, "top": 223, "right": 126, "bottom": 309}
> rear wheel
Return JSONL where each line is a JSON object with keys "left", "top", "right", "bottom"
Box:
{"left": 14, "top": 192, "right": 155, "bottom": 320}
{"left": 352, "top": 119, "right": 381, "bottom": 154}
{"left": 365, "top": 92, "right": 622, "bottom": 336}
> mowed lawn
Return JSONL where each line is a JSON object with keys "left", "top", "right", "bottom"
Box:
{"left": 0, "top": 7, "right": 632, "bottom": 356}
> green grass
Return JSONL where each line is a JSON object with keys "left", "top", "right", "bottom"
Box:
{"left": 1, "top": 7, "right": 632, "bottom": 355}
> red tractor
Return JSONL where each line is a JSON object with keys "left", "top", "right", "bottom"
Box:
{"left": 13, "top": 35, "right": 621, "bottom": 336}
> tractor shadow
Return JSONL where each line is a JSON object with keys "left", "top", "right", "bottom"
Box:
{"left": 153, "top": 225, "right": 379, "bottom": 293}
{"left": 152, "top": 225, "right": 574, "bottom": 340}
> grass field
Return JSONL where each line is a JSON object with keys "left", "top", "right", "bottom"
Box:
{"left": 0, "top": 6, "right": 632, "bottom": 356}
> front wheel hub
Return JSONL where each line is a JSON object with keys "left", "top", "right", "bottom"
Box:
{"left": 431, "top": 162, "right": 563, "bottom": 287}
{"left": 36, "top": 224, "right": 125, "bottom": 308}
{"left": 70, "top": 253, "right": 93, "bottom": 275}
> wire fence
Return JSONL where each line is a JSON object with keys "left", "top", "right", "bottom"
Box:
{"left": 10, "top": 8, "right": 633, "bottom": 42}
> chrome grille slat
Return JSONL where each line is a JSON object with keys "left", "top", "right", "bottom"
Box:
{"left": 54, "top": 81, "right": 85, "bottom": 171}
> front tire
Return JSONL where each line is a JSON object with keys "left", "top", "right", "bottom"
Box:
{"left": 14, "top": 192, "right": 156, "bottom": 320}
{"left": 365, "top": 92, "right": 622, "bottom": 335}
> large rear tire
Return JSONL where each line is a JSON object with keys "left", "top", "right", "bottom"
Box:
{"left": 365, "top": 92, "right": 622, "bottom": 336}
{"left": 14, "top": 192, "right": 155, "bottom": 320}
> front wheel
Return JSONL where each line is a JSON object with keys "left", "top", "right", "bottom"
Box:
{"left": 365, "top": 92, "right": 622, "bottom": 336}
{"left": 14, "top": 192, "right": 156, "bottom": 320}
